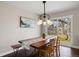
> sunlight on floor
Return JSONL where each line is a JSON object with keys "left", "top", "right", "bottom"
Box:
{"left": 60, "top": 46, "right": 72, "bottom": 57}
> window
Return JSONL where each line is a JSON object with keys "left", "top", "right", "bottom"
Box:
{"left": 47, "top": 15, "right": 72, "bottom": 41}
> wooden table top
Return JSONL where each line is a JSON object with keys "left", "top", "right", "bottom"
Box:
{"left": 30, "top": 40, "right": 46, "bottom": 49}
{"left": 30, "top": 39, "right": 52, "bottom": 49}
{"left": 30, "top": 36, "right": 57, "bottom": 49}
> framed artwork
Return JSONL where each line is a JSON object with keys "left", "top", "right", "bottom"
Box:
{"left": 20, "top": 16, "right": 35, "bottom": 28}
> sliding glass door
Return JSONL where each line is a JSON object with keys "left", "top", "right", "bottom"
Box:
{"left": 47, "top": 16, "right": 72, "bottom": 42}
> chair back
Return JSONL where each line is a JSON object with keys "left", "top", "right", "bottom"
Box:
{"left": 48, "top": 39, "right": 55, "bottom": 49}
{"left": 55, "top": 36, "right": 60, "bottom": 47}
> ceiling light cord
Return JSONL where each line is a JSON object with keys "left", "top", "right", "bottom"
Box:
{"left": 43, "top": 1, "right": 46, "bottom": 18}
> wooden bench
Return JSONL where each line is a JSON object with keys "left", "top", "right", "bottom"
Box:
{"left": 11, "top": 44, "right": 21, "bottom": 56}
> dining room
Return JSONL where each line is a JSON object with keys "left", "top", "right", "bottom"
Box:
{"left": 0, "top": 1, "right": 79, "bottom": 57}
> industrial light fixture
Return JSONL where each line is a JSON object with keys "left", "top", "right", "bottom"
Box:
{"left": 37, "top": 1, "right": 52, "bottom": 25}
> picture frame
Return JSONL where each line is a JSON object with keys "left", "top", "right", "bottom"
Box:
{"left": 20, "top": 16, "right": 35, "bottom": 28}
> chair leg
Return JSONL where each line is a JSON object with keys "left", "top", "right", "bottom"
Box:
{"left": 48, "top": 54, "right": 50, "bottom": 57}
{"left": 52, "top": 51, "right": 54, "bottom": 57}
{"left": 48, "top": 53, "right": 52, "bottom": 57}
{"left": 56, "top": 46, "right": 60, "bottom": 57}
{"left": 58, "top": 46, "right": 60, "bottom": 56}
{"left": 56, "top": 47, "right": 58, "bottom": 57}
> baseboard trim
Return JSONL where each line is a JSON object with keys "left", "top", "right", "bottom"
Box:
{"left": 0, "top": 47, "right": 23, "bottom": 57}
{"left": 0, "top": 50, "right": 13, "bottom": 57}
{"left": 60, "top": 44, "right": 79, "bottom": 49}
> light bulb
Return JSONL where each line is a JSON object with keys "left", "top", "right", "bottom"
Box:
{"left": 43, "top": 21, "right": 46, "bottom": 25}
{"left": 37, "top": 20, "right": 42, "bottom": 25}
{"left": 46, "top": 20, "right": 52, "bottom": 25}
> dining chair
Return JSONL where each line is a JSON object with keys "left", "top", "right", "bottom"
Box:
{"left": 54, "top": 36, "right": 60, "bottom": 57}
{"left": 39, "top": 39, "right": 55, "bottom": 57}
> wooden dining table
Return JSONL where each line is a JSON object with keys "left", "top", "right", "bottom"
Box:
{"left": 30, "top": 35, "right": 57, "bottom": 49}
{"left": 30, "top": 40, "right": 49, "bottom": 49}
{"left": 30, "top": 38, "right": 55, "bottom": 56}
{"left": 30, "top": 39, "right": 48, "bottom": 56}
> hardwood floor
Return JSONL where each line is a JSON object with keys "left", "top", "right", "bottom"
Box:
{"left": 60, "top": 46, "right": 79, "bottom": 57}
{"left": 3, "top": 46, "right": 79, "bottom": 57}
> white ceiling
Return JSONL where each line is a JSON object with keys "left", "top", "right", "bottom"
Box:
{"left": 1, "top": 1, "right": 79, "bottom": 15}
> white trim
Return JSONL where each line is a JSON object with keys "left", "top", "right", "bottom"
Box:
{"left": 61, "top": 44, "right": 79, "bottom": 49}
{"left": 70, "top": 15, "right": 73, "bottom": 43}
{"left": 50, "top": 15, "right": 73, "bottom": 20}
{"left": 0, "top": 47, "right": 23, "bottom": 57}
{"left": 0, "top": 50, "right": 13, "bottom": 57}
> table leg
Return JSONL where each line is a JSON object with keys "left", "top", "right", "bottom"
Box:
{"left": 13, "top": 49, "right": 17, "bottom": 57}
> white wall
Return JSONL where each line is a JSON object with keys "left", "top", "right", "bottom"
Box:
{"left": 0, "top": 3, "right": 41, "bottom": 55}
{"left": 50, "top": 8, "right": 79, "bottom": 47}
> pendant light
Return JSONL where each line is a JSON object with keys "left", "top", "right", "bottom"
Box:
{"left": 37, "top": 1, "right": 52, "bottom": 25}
